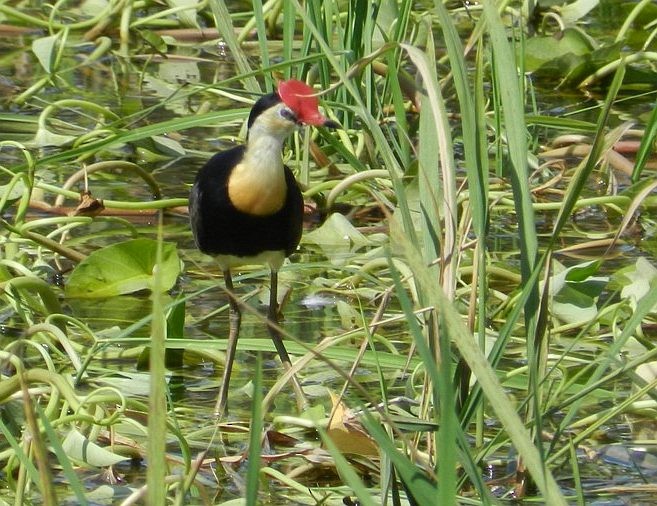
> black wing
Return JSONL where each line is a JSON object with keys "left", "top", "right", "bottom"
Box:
{"left": 190, "top": 147, "right": 303, "bottom": 259}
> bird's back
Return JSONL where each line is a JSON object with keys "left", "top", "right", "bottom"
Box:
{"left": 189, "top": 146, "right": 303, "bottom": 265}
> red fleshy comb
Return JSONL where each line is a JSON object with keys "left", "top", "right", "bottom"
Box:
{"left": 278, "top": 79, "right": 329, "bottom": 126}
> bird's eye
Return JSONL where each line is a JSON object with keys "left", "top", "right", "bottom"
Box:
{"left": 280, "top": 107, "right": 298, "bottom": 123}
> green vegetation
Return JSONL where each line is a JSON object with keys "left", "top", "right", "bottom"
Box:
{"left": 2, "top": 0, "right": 657, "bottom": 504}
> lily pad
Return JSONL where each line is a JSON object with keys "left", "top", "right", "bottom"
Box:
{"left": 65, "top": 238, "right": 181, "bottom": 298}
{"left": 524, "top": 28, "right": 593, "bottom": 72}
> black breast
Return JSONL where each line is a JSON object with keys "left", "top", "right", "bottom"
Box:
{"left": 189, "top": 146, "right": 304, "bottom": 259}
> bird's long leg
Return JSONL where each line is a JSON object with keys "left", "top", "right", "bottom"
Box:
{"left": 268, "top": 269, "right": 309, "bottom": 412}
{"left": 214, "top": 269, "right": 241, "bottom": 417}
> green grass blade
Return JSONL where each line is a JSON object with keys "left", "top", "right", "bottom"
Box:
{"left": 252, "top": 0, "right": 271, "bottom": 92}
{"left": 246, "top": 353, "right": 264, "bottom": 506}
{"left": 0, "top": 419, "right": 41, "bottom": 492}
{"left": 483, "top": 0, "right": 537, "bottom": 280}
{"left": 483, "top": 0, "right": 545, "bottom": 465}
{"left": 282, "top": 1, "right": 295, "bottom": 74}
{"left": 360, "top": 413, "right": 439, "bottom": 505}
{"left": 147, "top": 211, "right": 167, "bottom": 505}
{"left": 207, "top": 0, "right": 260, "bottom": 93}
{"left": 389, "top": 255, "right": 456, "bottom": 504}
{"left": 432, "top": 0, "right": 488, "bottom": 237}
{"left": 34, "top": 109, "right": 248, "bottom": 169}
{"left": 631, "top": 98, "right": 657, "bottom": 182}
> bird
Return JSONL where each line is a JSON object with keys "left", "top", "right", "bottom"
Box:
{"left": 189, "top": 79, "right": 339, "bottom": 416}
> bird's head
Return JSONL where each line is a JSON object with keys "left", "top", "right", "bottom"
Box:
{"left": 247, "top": 80, "right": 339, "bottom": 141}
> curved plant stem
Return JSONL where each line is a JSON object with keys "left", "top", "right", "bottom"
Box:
{"left": 54, "top": 161, "right": 163, "bottom": 207}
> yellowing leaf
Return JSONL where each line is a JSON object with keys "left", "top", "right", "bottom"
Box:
{"left": 325, "top": 392, "right": 378, "bottom": 457}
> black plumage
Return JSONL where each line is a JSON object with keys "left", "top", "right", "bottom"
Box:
{"left": 189, "top": 146, "right": 303, "bottom": 260}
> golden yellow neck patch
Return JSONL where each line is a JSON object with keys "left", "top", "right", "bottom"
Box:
{"left": 227, "top": 162, "right": 287, "bottom": 216}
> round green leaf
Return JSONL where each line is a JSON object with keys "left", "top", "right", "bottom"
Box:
{"left": 65, "top": 238, "right": 181, "bottom": 298}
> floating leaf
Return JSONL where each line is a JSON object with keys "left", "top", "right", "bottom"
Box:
{"left": 620, "top": 257, "right": 657, "bottom": 311}
{"left": 0, "top": 179, "right": 26, "bottom": 203}
{"left": 165, "top": 0, "right": 200, "bottom": 28}
{"left": 65, "top": 239, "right": 181, "bottom": 298}
{"left": 550, "top": 260, "right": 608, "bottom": 325}
{"left": 524, "top": 28, "right": 593, "bottom": 72}
{"left": 94, "top": 372, "right": 153, "bottom": 396}
{"left": 32, "top": 126, "right": 75, "bottom": 147}
{"left": 304, "top": 213, "right": 370, "bottom": 264}
{"left": 151, "top": 135, "right": 186, "bottom": 157}
{"left": 80, "top": 0, "right": 109, "bottom": 16}
{"left": 636, "top": 361, "right": 657, "bottom": 392}
{"left": 336, "top": 300, "right": 359, "bottom": 329}
{"left": 557, "top": 0, "right": 600, "bottom": 24}
{"left": 325, "top": 392, "right": 378, "bottom": 457}
{"left": 62, "top": 429, "right": 129, "bottom": 467}
{"left": 32, "top": 34, "right": 58, "bottom": 73}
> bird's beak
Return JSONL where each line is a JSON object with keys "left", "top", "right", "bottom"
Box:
{"left": 322, "top": 119, "right": 341, "bottom": 129}
{"left": 296, "top": 110, "right": 340, "bottom": 129}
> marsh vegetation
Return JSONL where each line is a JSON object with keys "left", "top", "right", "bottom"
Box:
{"left": 2, "top": 0, "right": 657, "bottom": 504}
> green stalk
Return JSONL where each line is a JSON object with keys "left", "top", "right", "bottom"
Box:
{"left": 146, "top": 211, "right": 167, "bottom": 505}
{"left": 245, "top": 353, "right": 264, "bottom": 506}
{"left": 207, "top": 0, "right": 260, "bottom": 93}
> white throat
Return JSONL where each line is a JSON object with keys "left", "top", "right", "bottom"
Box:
{"left": 243, "top": 133, "right": 286, "bottom": 177}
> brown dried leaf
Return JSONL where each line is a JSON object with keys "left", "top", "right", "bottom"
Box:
{"left": 70, "top": 190, "right": 104, "bottom": 217}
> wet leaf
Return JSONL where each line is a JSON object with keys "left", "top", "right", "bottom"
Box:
{"left": 620, "top": 257, "right": 657, "bottom": 310}
{"left": 524, "top": 28, "right": 593, "bottom": 72}
{"left": 304, "top": 213, "right": 370, "bottom": 263}
{"left": 563, "top": 259, "right": 602, "bottom": 282}
{"left": 0, "top": 180, "right": 26, "bottom": 203}
{"left": 31, "top": 34, "right": 58, "bottom": 73}
{"left": 80, "top": 0, "right": 109, "bottom": 16}
{"left": 636, "top": 361, "right": 657, "bottom": 393}
{"left": 558, "top": 0, "right": 599, "bottom": 24}
{"left": 94, "top": 372, "right": 153, "bottom": 397}
{"left": 84, "top": 485, "right": 122, "bottom": 502}
{"left": 165, "top": 0, "right": 200, "bottom": 28}
{"left": 151, "top": 135, "right": 186, "bottom": 157}
{"left": 550, "top": 260, "right": 607, "bottom": 325}
{"left": 32, "top": 127, "right": 75, "bottom": 147}
{"left": 139, "top": 30, "right": 168, "bottom": 53}
{"left": 325, "top": 392, "right": 378, "bottom": 457}
{"left": 62, "top": 429, "right": 129, "bottom": 467}
{"left": 65, "top": 239, "right": 181, "bottom": 298}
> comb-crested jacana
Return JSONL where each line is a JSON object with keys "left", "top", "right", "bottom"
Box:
{"left": 189, "top": 80, "right": 338, "bottom": 416}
